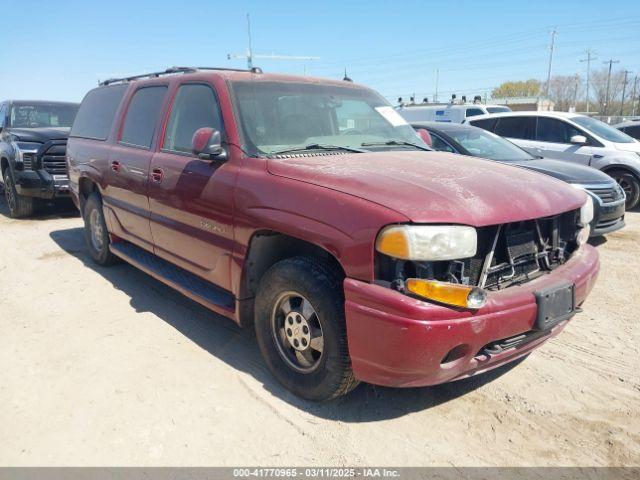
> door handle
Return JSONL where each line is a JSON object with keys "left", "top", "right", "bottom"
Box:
{"left": 151, "top": 167, "right": 164, "bottom": 183}
{"left": 111, "top": 160, "right": 121, "bottom": 173}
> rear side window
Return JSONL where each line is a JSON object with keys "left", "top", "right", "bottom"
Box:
{"left": 469, "top": 117, "right": 498, "bottom": 131}
{"left": 465, "top": 108, "right": 485, "bottom": 117}
{"left": 623, "top": 125, "right": 640, "bottom": 139}
{"left": 163, "top": 84, "right": 222, "bottom": 153}
{"left": 494, "top": 117, "right": 535, "bottom": 140}
{"left": 536, "top": 117, "right": 582, "bottom": 143}
{"left": 71, "top": 85, "right": 127, "bottom": 140}
{"left": 120, "top": 86, "right": 167, "bottom": 148}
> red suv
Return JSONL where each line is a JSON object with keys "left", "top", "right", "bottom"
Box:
{"left": 67, "top": 67, "right": 599, "bottom": 400}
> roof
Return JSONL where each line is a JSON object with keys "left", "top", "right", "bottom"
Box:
{"left": 98, "top": 66, "right": 363, "bottom": 90}
{"left": 466, "top": 110, "right": 581, "bottom": 122}
{"left": 613, "top": 120, "right": 640, "bottom": 128}
{"left": 5, "top": 100, "right": 79, "bottom": 106}
{"left": 410, "top": 121, "right": 476, "bottom": 134}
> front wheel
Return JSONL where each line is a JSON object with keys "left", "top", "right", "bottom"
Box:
{"left": 83, "top": 192, "right": 118, "bottom": 266}
{"left": 610, "top": 170, "right": 640, "bottom": 210}
{"left": 2, "top": 168, "right": 34, "bottom": 218}
{"left": 254, "top": 256, "right": 359, "bottom": 401}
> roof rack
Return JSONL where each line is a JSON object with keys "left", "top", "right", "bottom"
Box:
{"left": 99, "top": 66, "right": 263, "bottom": 86}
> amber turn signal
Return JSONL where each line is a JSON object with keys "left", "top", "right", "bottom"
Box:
{"left": 405, "top": 279, "right": 487, "bottom": 310}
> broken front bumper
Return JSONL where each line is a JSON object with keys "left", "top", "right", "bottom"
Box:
{"left": 344, "top": 244, "right": 599, "bottom": 387}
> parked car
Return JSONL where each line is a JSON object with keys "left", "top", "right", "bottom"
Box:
{"left": 0, "top": 100, "right": 79, "bottom": 217}
{"left": 466, "top": 111, "right": 640, "bottom": 209}
{"left": 397, "top": 103, "right": 511, "bottom": 123}
{"left": 412, "top": 122, "right": 625, "bottom": 236}
{"left": 614, "top": 120, "right": 640, "bottom": 140}
{"left": 67, "top": 67, "right": 598, "bottom": 401}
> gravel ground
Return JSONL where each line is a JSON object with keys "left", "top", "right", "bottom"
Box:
{"left": 0, "top": 196, "right": 638, "bottom": 466}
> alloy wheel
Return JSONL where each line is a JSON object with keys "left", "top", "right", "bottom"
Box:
{"left": 271, "top": 291, "right": 324, "bottom": 373}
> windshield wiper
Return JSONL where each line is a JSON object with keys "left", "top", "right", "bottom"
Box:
{"left": 269, "top": 143, "right": 367, "bottom": 156}
{"left": 360, "top": 140, "right": 432, "bottom": 152}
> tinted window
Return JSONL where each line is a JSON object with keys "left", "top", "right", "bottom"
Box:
{"left": 120, "top": 86, "right": 167, "bottom": 148}
{"left": 430, "top": 132, "right": 456, "bottom": 153}
{"left": 536, "top": 117, "right": 582, "bottom": 143}
{"left": 0, "top": 104, "right": 6, "bottom": 127}
{"left": 623, "top": 125, "right": 640, "bottom": 139}
{"left": 494, "top": 117, "right": 535, "bottom": 140}
{"left": 11, "top": 102, "right": 78, "bottom": 128}
{"left": 465, "top": 108, "right": 485, "bottom": 117}
{"left": 163, "top": 84, "right": 223, "bottom": 153}
{"left": 469, "top": 117, "right": 498, "bottom": 131}
{"left": 71, "top": 85, "right": 127, "bottom": 140}
{"left": 486, "top": 106, "right": 510, "bottom": 113}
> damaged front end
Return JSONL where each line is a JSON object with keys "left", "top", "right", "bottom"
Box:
{"left": 375, "top": 208, "right": 589, "bottom": 306}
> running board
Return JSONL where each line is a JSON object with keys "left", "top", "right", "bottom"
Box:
{"left": 110, "top": 241, "right": 235, "bottom": 315}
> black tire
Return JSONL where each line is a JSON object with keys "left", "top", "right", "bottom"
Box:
{"left": 2, "top": 168, "right": 34, "bottom": 218}
{"left": 83, "top": 192, "right": 118, "bottom": 266}
{"left": 610, "top": 170, "right": 640, "bottom": 210}
{"left": 254, "top": 256, "right": 359, "bottom": 401}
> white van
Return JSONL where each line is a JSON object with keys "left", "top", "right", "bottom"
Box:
{"left": 397, "top": 103, "right": 511, "bottom": 123}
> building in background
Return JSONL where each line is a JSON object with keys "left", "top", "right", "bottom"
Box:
{"left": 489, "top": 96, "right": 555, "bottom": 111}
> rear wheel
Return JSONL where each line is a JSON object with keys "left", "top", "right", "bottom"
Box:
{"left": 2, "top": 168, "right": 34, "bottom": 218}
{"left": 254, "top": 256, "right": 359, "bottom": 401}
{"left": 610, "top": 170, "right": 640, "bottom": 210}
{"left": 83, "top": 192, "right": 118, "bottom": 265}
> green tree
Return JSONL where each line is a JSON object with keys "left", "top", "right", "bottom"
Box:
{"left": 492, "top": 79, "right": 542, "bottom": 98}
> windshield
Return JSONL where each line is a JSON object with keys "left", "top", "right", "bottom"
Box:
{"left": 230, "top": 81, "right": 427, "bottom": 155}
{"left": 571, "top": 115, "right": 636, "bottom": 143}
{"left": 446, "top": 127, "right": 534, "bottom": 161}
{"left": 10, "top": 103, "right": 78, "bottom": 128}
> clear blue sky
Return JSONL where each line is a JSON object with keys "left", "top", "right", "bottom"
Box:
{"left": 2, "top": 0, "right": 639, "bottom": 103}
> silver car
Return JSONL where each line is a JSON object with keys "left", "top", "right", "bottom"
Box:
{"left": 468, "top": 111, "right": 640, "bottom": 209}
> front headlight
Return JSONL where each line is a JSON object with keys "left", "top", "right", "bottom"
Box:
{"left": 376, "top": 224, "right": 477, "bottom": 261}
{"left": 12, "top": 141, "right": 41, "bottom": 162}
{"left": 580, "top": 197, "right": 594, "bottom": 225}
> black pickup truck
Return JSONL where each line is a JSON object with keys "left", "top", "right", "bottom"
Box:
{"left": 0, "top": 100, "right": 79, "bottom": 217}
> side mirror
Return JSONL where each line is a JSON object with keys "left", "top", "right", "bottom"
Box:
{"left": 570, "top": 135, "right": 588, "bottom": 145}
{"left": 192, "top": 127, "right": 227, "bottom": 161}
{"left": 417, "top": 128, "right": 433, "bottom": 147}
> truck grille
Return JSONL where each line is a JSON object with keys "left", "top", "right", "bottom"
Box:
{"left": 587, "top": 185, "right": 624, "bottom": 204}
{"left": 40, "top": 142, "right": 68, "bottom": 175}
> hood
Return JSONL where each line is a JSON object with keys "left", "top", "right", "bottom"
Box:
{"left": 510, "top": 158, "right": 613, "bottom": 184}
{"left": 614, "top": 141, "right": 640, "bottom": 153}
{"left": 267, "top": 151, "right": 586, "bottom": 227}
{"left": 8, "top": 127, "right": 70, "bottom": 143}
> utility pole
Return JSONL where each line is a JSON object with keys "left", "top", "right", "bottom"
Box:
{"left": 434, "top": 69, "right": 439, "bottom": 103}
{"left": 620, "top": 70, "right": 632, "bottom": 116}
{"left": 545, "top": 29, "right": 557, "bottom": 96}
{"left": 573, "top": 74, "right": 580, "bottom": 111}
{"left": 603, "top": 58, "right": 620, "bottom": 116}
{"left": 227, "top": 14, "right": 319, "bottom": 70}
{"left": 632, "top": 76, "right": 638, "bottom": 116}
{"left": 580, "top": 49, "right": 597, "bottom": 113}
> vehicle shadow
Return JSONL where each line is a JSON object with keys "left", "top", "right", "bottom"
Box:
{"left": 0, "top": 190, "right": 79, "bottom": 220}
{"left": 50, "top": 226, "right": 525, "bottom": 422}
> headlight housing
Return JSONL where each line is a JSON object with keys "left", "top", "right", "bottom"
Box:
{"left": 376, "top": 224, "right": 477, "bottom": 261}
{"left": 579, "top": 197, "right": 594, "bottom": 226}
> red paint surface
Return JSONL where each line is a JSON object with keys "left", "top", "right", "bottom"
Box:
{"left": 67, "top": 70, "right": 600, "bottom": 387}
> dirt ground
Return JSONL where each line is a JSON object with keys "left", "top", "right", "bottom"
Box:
{"left": 0, "top": 195, "right": 638, "bottom": 467}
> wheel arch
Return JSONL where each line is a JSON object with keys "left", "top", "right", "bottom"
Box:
{"left": 77, "top": 176, "right": 100, "bottom": 214}
{"left": 237, "top": 230, "right": 346, "bottom": 328}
